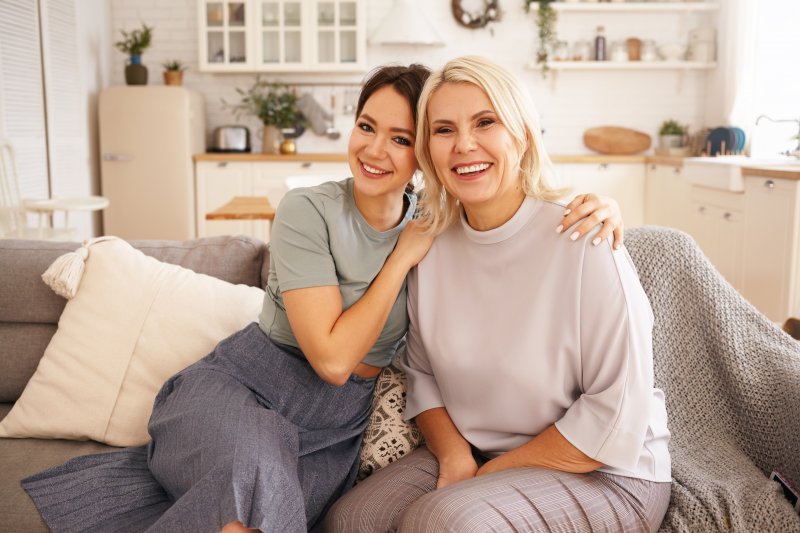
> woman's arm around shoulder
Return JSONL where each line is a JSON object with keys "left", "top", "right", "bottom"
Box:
{"left": 283, "top": 219, "right": 433, "bottom": 386}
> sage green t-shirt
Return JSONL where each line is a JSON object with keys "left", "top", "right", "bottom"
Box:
{"left": 258, "top": 178, "right": 416, "bottom": 368}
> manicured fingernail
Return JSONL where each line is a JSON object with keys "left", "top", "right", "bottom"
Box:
{"left": 570, "top": 231, "right": 579, "bottom": 241}
{"left": 555, "top": 224, "right": 563, "bottom": 233}
{"left": 614, "top": 243, "right": 621, "bottom": 250}
{"left": 592, "top": 237, "right": 601, "bottom": 246}
{"left": 563, "top": 209, "right": 571, "bottom": 215}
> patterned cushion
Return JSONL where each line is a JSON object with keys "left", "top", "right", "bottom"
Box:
{"left": 357, "top": 361, "right": 423, "bottom": 481}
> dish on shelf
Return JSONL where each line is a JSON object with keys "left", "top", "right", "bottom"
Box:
{"left": 657, "top": 43, "right": 687, "bottom": 61}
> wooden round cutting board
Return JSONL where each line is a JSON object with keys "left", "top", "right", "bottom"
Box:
{"left": 583, "top": 126, "right": 652, "bottom": 155}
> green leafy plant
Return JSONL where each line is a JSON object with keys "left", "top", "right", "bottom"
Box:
{"left": 659, "top": 119, "right": 686, "bottom": 136}
{"left": 225, "top": 77, "right": 300, "bottom": 128}
{"left": 162, "top": 60, "right": 187, "bottom": 72}
{"left": 524, "top": 0, "right": 557, "bottom": 77}
{"left": 114, "top": 23, "right": 153, "bottom": 57}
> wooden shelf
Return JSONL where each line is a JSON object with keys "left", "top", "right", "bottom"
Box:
{"left": 529, "top": 2, "right": 720, "bottom": 13}
{"left": 526, "top": 61, "right": 717, "bottom": 71}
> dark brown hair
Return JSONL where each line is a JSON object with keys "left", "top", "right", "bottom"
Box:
{"left": 355, "top": 64, "right": 431, "bottom": 125}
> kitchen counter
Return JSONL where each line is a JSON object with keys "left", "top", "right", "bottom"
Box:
{"left": 196, "top": 153, "right": 664, "bottom": 164}
{"left": 195, "top": 153, "right": 347, "bottom": 162}
{"left": 742, "top": 165, "right": 800, "bottom": 181}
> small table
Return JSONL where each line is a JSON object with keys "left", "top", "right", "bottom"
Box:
{"left": 205, "top": 196, "right": 276, "bottom": 239}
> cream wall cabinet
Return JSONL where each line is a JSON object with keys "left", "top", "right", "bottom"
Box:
{"left": 741, "top": 176, "right": 800, "bottom": 323}
{"left": 198, "top": 0, "right": 366, "bottom": 72}
{"left": 195, "top": 159, "right": 351, "bottom": 241}
{"left": 557, "top": 163, "right": 645, "bottom": 228}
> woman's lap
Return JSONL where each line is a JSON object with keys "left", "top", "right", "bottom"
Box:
{"left": 325, "top": 447, "right": 671, "bottom": 533}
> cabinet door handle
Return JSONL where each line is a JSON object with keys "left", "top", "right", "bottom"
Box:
{"left": 598, "top": 163, "right": 609, "bottom": 171}
{"left": 723, "top": 212, "right": 732, "bottom": 221}
{"left": 674, "top": 167, "right": 681, "bottom": 175}
{"left": 301, "top": 162, "right": 312, "bottom": 168}
{"left": 764, "top": 179, "right": 775, "bottom": 189}
{"left": 102, "top": 153, "right": 131, "bottom": 161}
{"left": 650, "top": 164, "right": 656, "bottom": 171}
{"left": 698, "top": 206, "right": 706, "bottom": 214}
{"left": 217, "top": 162, "right": 228, "bottom": 168}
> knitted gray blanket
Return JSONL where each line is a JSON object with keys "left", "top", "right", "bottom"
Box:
{"left": 626, "top": 227, "right": 800, "bottom": 532}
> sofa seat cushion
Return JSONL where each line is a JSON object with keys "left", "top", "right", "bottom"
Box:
{"left": 0, "top": 403, "right": 114, "bottom": 533}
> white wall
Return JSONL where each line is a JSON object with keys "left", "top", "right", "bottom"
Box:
{"left": 108, "top": 0, "right": 719, "bottom": 155}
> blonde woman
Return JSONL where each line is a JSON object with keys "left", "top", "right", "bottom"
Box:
{"left": 325, "top": 56, "right": 671, "bottom": 532}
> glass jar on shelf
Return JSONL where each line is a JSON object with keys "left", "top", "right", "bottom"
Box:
{"left": 570, "top": 40, "right": 592, "bottom": 61}
{"left": 553, "top": 41, "right": 570, "bottom": 62}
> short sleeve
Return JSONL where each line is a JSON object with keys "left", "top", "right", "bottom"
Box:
{"left": 270, "top": 189, "right": 338, "bottom": 291}
{"left": 398, "top": 267, "right": 445, "bottom": 421}
{"left": 554, "top": 241, "right": 655, "bottom": 473}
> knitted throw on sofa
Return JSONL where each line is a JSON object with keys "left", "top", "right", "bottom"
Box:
{"left": 625, "top": 227, "right": 800, "bottom": 532}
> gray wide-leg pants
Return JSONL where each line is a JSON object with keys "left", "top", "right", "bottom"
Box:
{"left": 324, "top": 446, "right": 671, "bottom": 533}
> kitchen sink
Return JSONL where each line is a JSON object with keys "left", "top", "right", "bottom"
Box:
{"left": 682, "top": 156, "right": 800, "bottom": 192}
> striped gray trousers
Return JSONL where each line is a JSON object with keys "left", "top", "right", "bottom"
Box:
{"left": 324, "top": 447, "right": 671, "bottom": 532}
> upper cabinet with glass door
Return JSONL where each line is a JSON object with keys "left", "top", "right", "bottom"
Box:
{"left": 311, "top": 1, "right": 364, "bottom": 71}
{"left": 198, "top": 0, "right": 366, "bottom": 72}
{"left": 199, "top": 0, "right": 253, "bottom": 71}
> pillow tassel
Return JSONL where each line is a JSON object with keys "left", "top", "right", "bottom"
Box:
{"left": 42, "top": 236, "right": 117, "bottom": 299}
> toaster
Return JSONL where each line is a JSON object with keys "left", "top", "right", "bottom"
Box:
{"left": 210, "top": 125, "right": 251, "bottom": 152}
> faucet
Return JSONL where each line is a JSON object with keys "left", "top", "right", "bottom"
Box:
{"left": 755, "top": 114, "right": 800, "bottom": 156}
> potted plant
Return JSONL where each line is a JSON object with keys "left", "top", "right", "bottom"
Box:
{"left": 225, "top": 78, "right": 300, "bottom": 154}
{"left": 523, "top": 0, "right": 557, "bottom": 77}
{"left": 162, "top": 60, "right": 187, "bottom": 86}
{"left": 659, "top": 119, "right": 686, "bottom": 150}
{"left": 114, "top": 23, "right": 153, "bottom": 85}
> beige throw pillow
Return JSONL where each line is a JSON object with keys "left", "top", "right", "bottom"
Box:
{"left": 0, "top": 238, "right": 264, "bottom": 446}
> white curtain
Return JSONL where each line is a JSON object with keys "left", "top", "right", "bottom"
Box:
{"left": 722, "top": 0, "right": 758, "bottom": 134}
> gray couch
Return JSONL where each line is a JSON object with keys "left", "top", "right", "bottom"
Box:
{"left": 0, "top": 236, "right": 269, "bottom": 532}
{"left": 2, "top": 229, "right": 799, "bottom": 533}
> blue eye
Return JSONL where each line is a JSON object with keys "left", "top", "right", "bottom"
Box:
{"left": 394, "top": 136, "right": 412, "bottom": 146}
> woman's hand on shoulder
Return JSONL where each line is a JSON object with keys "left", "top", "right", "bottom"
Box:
{"left": 557, "top": 193, "right": 624, "bottom": 250}
{"left": 390, "top": 219, "right": 435, "bottom": 271}
{"left": 436, "top": 450, "right": 478, "bottom": 489}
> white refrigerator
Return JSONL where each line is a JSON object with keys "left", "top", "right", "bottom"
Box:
{"left": 99, "top": 86, "right": 205, "bottom": 240}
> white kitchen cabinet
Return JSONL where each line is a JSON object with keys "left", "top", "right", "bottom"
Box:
{"left": 686, "top": 185, "right": 745, "bottom": 289}
{"left": 741, "top": 175, "right": 800, "bottom": 323}
{"left": 251, "top": 160, "right": 350, "bottom": 211}
{"left": 195, "top": 158, "right": 351, "bottom": 242}
{"left": 198, "top": 0, "right": 253, "bottom": 71}
{"left": 645, "top": 163, "right": 693, "bottom": 233}
{"left": 198, "top": 0, "right": 366, "bottom": 72}
{"left": 195, "top": 161, "right": 254, "bottom": 237}
{"left": 558, "top": 163, "right": 645, "bottom": 228}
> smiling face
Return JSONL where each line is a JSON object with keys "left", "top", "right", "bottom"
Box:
{"left": 426, "top": 82, "right": 524, "bottom": 229}
{"left": 347, "top": 86, "right": 417, "bottom": 203}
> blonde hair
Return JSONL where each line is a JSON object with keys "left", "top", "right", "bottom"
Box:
{"left": 415, "top": 55, "right": 564, "bottom": 234}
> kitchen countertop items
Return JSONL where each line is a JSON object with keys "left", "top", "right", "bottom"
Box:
{"left": 583, "top": 126, "right": 652, "bottom": 155}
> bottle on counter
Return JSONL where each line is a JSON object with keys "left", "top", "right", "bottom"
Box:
{"left": 594, "top": 25, "right": 607, "bottom": 61}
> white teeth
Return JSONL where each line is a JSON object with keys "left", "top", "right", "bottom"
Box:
{"left": 363, "top": 163, "right": 389, "bottom": 175}
{"left": 455, "top": 163, "right": 490, "bottom": 175}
